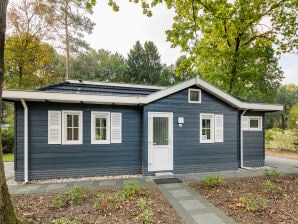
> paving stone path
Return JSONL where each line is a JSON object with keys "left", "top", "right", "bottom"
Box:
{"left": 157, "top": 182, "right": 236, "bottom": 224}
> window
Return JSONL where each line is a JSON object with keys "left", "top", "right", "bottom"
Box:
{"left": 189, "top": 89, "right": 201, "bottom": 103}
{"left": 200, "top": 113, "right": 224, "bottom": 143}
{"left": 91, "top": 112, "right": 110, "bottom": 144}
{"left": 200, "top": 114, "right": 214, "bottom": 143}
{"left": 241, "top": 116, "right": 262, "bottom": 131}
{"left": 91, "top": 112, "right": 122, "bottom": 144}
{"left": 62, "top": 111, "right": 83, "bottom": 144}
{"left": 249, "top": 116, "right": 262, "bottom": 130}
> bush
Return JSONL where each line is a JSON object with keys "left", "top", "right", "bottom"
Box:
{"left": 121, "top": 181, "right": 141, "bottom": 200}
{"left": 239, "top": 194, "right": 267, "bottom": 212}
{"left": 67, "top": 186, "right": 90, "bottom": 204}
{"left": 94, "top": 193, "right": 121, "bottom": 213}
{"left": 263, "top": 169, "right": 281, "bottom": 181}
{"left": 51, "top": 186, "right": 90, "bottom": 207}
{"left": 265, "top": 128, "right": 297, "bottom": 151}
{"left": 138, "top": 209, "right": 154, "bottom": 224}
{"left": 203, "top": 175, "right": 224, "bottom": 188}
{"left": 2, "top": 126, "right": 14, "bottom": 153}
{"left": 263, "top": 180, "right": 282, "bottom": 194}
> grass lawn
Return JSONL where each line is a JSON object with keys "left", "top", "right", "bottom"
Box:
{"left": 3, "top": 153, "right": 14, "bottom": 162}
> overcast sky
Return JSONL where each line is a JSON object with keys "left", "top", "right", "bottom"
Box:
{"left": 86, "top": 1, "right": 298, "bottom": 85}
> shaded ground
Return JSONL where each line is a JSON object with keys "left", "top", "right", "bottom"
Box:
{"left": 266, "top": 149, "right": 298, "bottom": 160}
{"left": 12, "top": 185, "right": 183, "bottom": 224}
{"left": 189, "top": 173, "right": 298, "bottom": 224}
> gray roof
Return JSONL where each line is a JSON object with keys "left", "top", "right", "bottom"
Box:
{"left": 37, "top": 81, "right": 161, "bottom": 96}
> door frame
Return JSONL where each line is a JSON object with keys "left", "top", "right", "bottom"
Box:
{"left": 148, "top": 112, "right": 173, "bottom": 172}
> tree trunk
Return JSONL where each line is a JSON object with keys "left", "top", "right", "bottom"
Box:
{"left": 65, "top": 0, "right": 70, "bottom": 80}
{"left": 0, "top": 0, "right": 20, "bottom": 223}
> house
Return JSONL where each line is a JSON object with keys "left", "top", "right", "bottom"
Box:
{"left": 3, "top": 77, "right": 283, "bottom": 182}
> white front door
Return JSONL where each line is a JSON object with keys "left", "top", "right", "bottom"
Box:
{"left": 148, "top": 112, "right": 173, "bottom": 172}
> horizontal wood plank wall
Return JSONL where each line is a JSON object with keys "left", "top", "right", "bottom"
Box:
{"left": 15, "top": 102, "right": 142, "bottom": 181}
{"left": 243, "top": 111, "right": 265, "bottom": 167}
{"left": 143, "top": 86, "right": 240, "bottom": 175}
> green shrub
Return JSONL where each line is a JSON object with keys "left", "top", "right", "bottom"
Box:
{"left": 52, "top": 217, "right": 81, "bottom": 224}
{"left": 67, "top": 186, "right": 90, "bottom": 204}
{"left": 121, "top": 181, "right": 141, "bottom": 200}
{"left": 239, "top": 194, "right": 267, "bottom": 212}
{"left": 263, "top": 180, "right": 282, "bottom": 194}
{"left": 51, "top": 193, "right": 68, "bottom": 208}
{"left": 137, "top": 199, "right": 152, "bottom": 210}
{"left": 265, "top": 128, "right": 297, "bottom": 151}
{"left": 203, "top": 175, "right": 224, "bottom": 188}
{"left": 263, "top": 169, "right": 281, "bottom": 181}
{"left": 138, "top": 209, "right": 154, "bottom": 224}
{"left": 51, "top": 186, "right": 90, "bottom": 207}
{"left": 94, "top": 193, "right": 121, "bottom": 213}
{"left": 2, "top": 126, "right": 14, "bottom": 153}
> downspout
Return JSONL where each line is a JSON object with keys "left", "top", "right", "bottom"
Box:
{"left": 20, "top": 99, "right": 28, "bottom": 183}
{"left": 240, "top": 110, "right": 247, "bottom": 168}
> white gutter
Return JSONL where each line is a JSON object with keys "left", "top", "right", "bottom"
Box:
{"left": 20, "top": 99, "right": 29, "bottom": 183}
{"left": 240, "top": 110, "right": 247, "bottom": 168}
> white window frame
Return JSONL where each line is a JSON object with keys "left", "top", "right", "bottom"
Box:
{"left": 91, "top": 111, "right": 110, "bottom": 144}
{"left": 248, "top": 116, "right": 262, "bottom": 131}
{"left": 200, "top": 113, "right": 214, "bottom": 143}
{"left": 188, "top": 89, "right": 201, "bottom": 103}
{"left": 62, "top": 110, "right": 83, "bottom": 145}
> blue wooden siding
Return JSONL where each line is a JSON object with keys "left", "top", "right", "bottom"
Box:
{"left": 143, "top": 86, "right": 240, "bottom": 175}
{"left": 15, "top": 102, "right": 142, "bottom": 181}
{"left": 243, "top": 111, "right": 265, "bottom": 167}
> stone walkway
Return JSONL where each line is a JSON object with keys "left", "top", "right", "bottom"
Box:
{"left": 157, "top": 181, "right": 236, "bottom": 224}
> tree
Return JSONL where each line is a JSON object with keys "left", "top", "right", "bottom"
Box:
{"left": 0, "top": 0, "right": 20, "bottom": 222}
{"left": 288, "top": 103, "right": 298, "bottom": 129}
{"left": 126, "top": 41, "right": 163, "bottom": 85}
{"left": 125, "top": 0, "right": 297, "bottom": 102}
{"left": 4, "top": 34, "right": 59, "bottom": 89}
{"left": 45, "top": 0, "right": 95, "bottom": 80}
{"left": 72, "top": 49, "right": 128, "bottom": 82}
{"left": 266, "top": 84, "right": 298, "bottom": 129}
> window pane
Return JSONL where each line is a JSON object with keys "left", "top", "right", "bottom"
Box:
{"left": 73, "top": 115, "right": 79, "bottom": 127}
{"left": 67, "top": 127, "right": 72, "bottom": 140}
{"left": 73, "top": 128, "right": 79, "bottom": 140}
{"left": 96, "top": 127, "right": 106, "bottom": 140}
{"left": 95, "top": 117, "right": 107, "bottom": 141}
{"left": 67, "top": 115, "right": 72, "bottom": 127}
{"left": 190, "top": 90, "right": 199, "bottom": 101}
{"left": 250, "top": 119, "right": 259, "bottom": 128}
{"left": 153, "top": 117, "right": 168, "bottom": 145}
{"left": 202, "top": 119, "right": 210, "bottom": 128}
{"left": 202, "top": 129, "right": 211, "bottom": 140}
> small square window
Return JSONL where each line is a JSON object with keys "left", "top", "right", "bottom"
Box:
{"left": 188, "top": 89, "right": 201, "bottom": 103}
{"left": 249, "top": 117, "right": 262, "bottom": 130}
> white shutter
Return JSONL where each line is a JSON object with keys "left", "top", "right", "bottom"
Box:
{"left": 48, "top": 111, "right": 61, "bottom": 144}
{"left": 215, "top": 115, "right": 224, "bottom": 142}
{"left": 241, "top": 116, "right": 249, "bottom": 130}
{"left": 111, "top": 112, "right": 122, "bottom": 143}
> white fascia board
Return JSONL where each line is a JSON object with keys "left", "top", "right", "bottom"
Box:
{"left": 144, "top": 78, "right": 197, "bottom": 104}
{"left": 3, "top": 90, "right": 144, "bottom": 105}
{"left": 67, "top": 79, "right": 165, "bottom": 90}
{"left": 241, "top": 102, "right": 283, "bottom": 111}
